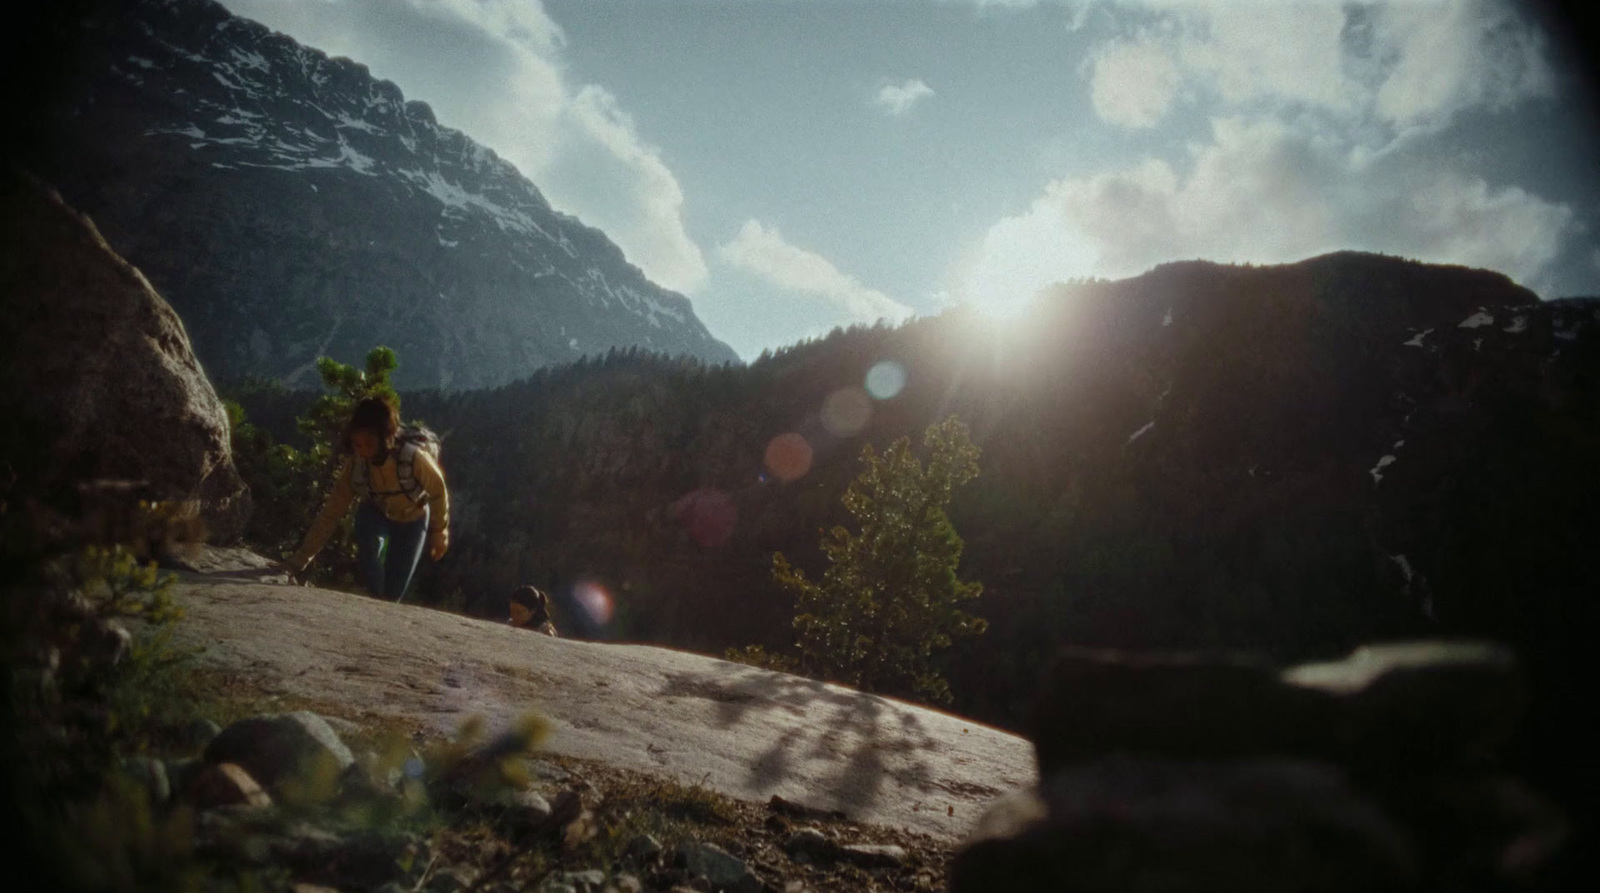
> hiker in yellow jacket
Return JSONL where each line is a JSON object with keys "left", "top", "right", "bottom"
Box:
{"left": 279, "top": 396, "right": 449, "bottom": 602}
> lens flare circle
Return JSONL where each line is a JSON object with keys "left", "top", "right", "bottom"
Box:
{"left": 865, "top": 361, "right": 906, "bottom": 400}
{"left": 821, "top": 386, "right": 873, "bottom": 437}
{"left": 673, "top": 487, "right": 738, "bottom": 547}
{"left": 764, "top": 432, "right": 814, "bottom": 482}
{"left": 572, "top": 579, "right": 615, "bottom": 626}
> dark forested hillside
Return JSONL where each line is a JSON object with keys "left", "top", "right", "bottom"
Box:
{"left": 238, "top": 251, "right": 1599, "bottom": 810}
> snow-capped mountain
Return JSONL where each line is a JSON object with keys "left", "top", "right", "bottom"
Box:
{"left": 23, "top": 0, "right": 738, "bottom": 389}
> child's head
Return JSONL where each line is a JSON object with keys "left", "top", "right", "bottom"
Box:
{"left": 509, "top": 585, "right": 551, "bottom": 627}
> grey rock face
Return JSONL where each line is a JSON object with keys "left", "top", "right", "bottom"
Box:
{"left": 204, "top": 710, "right": 357, "bottom": 798}
{"left": 0, "top": 170, "right": 251, "bottom": 541}
{"left": 28, "top": 0, "right": 739, "bottom": 391}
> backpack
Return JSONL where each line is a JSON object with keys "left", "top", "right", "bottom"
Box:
{"left": 352, "top": 425, "right": 442, "bottom": 505}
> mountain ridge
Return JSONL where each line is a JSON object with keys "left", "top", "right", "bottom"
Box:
{"left": 21, "top": 0, "right": 738, "bottom": 390}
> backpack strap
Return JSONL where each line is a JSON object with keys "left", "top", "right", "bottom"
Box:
{"left": 394, "top": 440, "right": 429, "bottom": 505}
{"left": 352, "top": 446, "right": 428, "bottom": 506}
{"left": 350, "top": 457, "right": 373, "bottom": 501}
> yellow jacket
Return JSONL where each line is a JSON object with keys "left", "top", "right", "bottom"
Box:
{"left": 290, "top": 449, "right": 449, "bottom": 568}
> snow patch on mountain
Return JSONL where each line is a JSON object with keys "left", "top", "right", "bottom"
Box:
{"left": 1403, "top": 329, "right": 1432, "bottom": 348}
{"left": 1369, "top": 454, "right": 1396, "bottom": 485}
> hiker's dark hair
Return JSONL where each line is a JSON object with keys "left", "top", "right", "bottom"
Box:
{"left": 510, "top": 585, "right": 551, "bottom": 623}
{"left": 341, "top": 396, "right": 400, "bottom": 456}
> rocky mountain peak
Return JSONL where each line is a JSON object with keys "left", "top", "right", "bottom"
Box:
{"left": 24, "top": 0, "right": 738, "bottom": 390}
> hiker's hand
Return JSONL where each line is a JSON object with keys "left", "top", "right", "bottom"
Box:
{"left": 269, "top": 559, "right": 306, "bottom": 583}
{"left": 428, "top": 529, "right": 449, "bottom": 561}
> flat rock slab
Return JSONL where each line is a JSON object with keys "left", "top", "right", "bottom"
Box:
{"left": 167, "top": 548, "right": 1035, "bottom": 839}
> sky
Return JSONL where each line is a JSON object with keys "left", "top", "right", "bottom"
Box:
{"left": 216, "top": 0, "right": 1600, "bottom": 360}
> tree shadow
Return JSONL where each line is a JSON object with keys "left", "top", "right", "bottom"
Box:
{"left": 656, "top": 662, "right": 945, "bottom": 813}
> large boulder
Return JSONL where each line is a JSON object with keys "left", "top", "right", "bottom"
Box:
{"left": 1283, "top": 641, "right": 1525, "bottom": 774}
{"left": 1025, "top": 649, "right": 1344, "bottom": 775}
{"left": 1026, "top": 642, "right": 1526, "bottom": 779}
{"left": 950, "top": 757, "right": 1418, "bottom": 893}
{"left": 0, "top": 169, "right": 249, "bottom": 542}
{"left": 971, "top": 641, "right": 1557, "bottom": 890}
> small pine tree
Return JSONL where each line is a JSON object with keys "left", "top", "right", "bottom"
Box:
{"left": 773, "top": 415, "right": 987, "bottom": 704}
{"left": 298, "top": 346, "right": 401, "bottom": 465}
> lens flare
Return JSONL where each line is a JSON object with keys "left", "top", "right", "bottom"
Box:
{"left": 821, "top": 386, "right": 872, "bottom": 436}
{"left": 764, "top": 432, "right": 814, "bottom": 482}
{"left": 672, "top": 487, "right": 738, "bottom": 547}
{"left": 572, "top": 579, "right": 615, "bottom": 626}
{"left": 865, "top": 361, "right": 906, "bottom": 400}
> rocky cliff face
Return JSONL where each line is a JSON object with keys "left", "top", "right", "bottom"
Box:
{"left": 0, "top": 170, "right": 250, "bottom": 542}
{"left": 23, "top": 0, "right": 738, "bottom": 391}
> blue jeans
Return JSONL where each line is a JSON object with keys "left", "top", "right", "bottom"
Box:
{"left": 354, "top": 501, "right": 428, "bottom": 602}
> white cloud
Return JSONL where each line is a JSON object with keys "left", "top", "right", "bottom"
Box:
{"left": 718, "top": 220, "right": 914, "bottom": 324}
{"left": 1083, "top": 0, "right": 1551, "bottom": 135}
{"left": 220, "top": 0, "right": 707, "bottom": 293}
{"left": 1090, "top": 39, "right": 1181, "bottom": 128}
{"left": 550, "top": 86, "right": 708, "bottom": 291}
{"left": 874, "top": 78, "right": 936, "bottom": 116}
{"left": 1176, "top": 2, "right": 1351, "bottom": 110}
{"left": 1372, "top": 0, "right": 1555, "bottom": 131}
{"left": 966, "top": 115, "right": 1572, "bottom": 295}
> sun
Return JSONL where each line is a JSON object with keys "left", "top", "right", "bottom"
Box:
{"left": 957, "top": 213, "right": 1097, "bottom": 320}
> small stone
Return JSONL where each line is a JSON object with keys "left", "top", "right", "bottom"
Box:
{"left": 271, "top": 822, "right": 344, "bottom": 869}
{"left": 677, "top": 841, "right": 761, "bottom": 893}
{"left": 502, "top": 787, "right": 553, "bottom": 818}
{"left": 783, "top": 828, "right": 837, "bottom": 864}
{"left": 545, "top": 869, "right": 605, "bottom": 892}
{"left": 609, "top": 874, "right": 644, "bottom": 893}
{"left": 325, "top": 829, "right": 422, "bottom": 891}
{"left": 624, "top": 833, "right": 663, "bottom": 861}
{"left": 121, "top": 755, "right": 171, "bottom": 804}
{"left": 186, "top": 762, "right": 272, "bottom": 809}
{"left": 184, "top": 718, "right": 224, "bottom": 751}
{"left": 427, "top": 866, "right": 479, "bottom": 892}
{"left": 195, "top": 802, "right": 279, "bottom": 833}
{"left": 838, "top": 843, "right": 906, "bottom": 869}
{"left": 524, "top": 758, "right": 572, "bottom": 783}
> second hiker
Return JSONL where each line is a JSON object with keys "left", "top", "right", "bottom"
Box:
{"left": 280, "top": 395, "right": 449, "bottom": 602}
